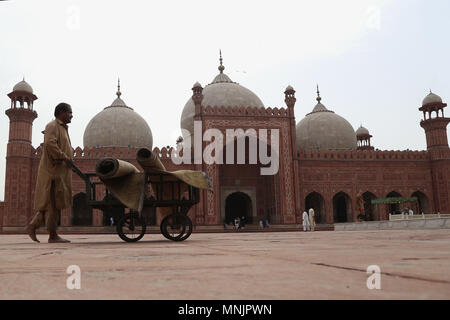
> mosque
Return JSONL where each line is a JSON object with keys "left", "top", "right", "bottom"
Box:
{"left": 0, "top": 57, "right": 449, "bottom": 231}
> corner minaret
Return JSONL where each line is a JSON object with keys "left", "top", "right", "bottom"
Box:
{"left": 419, "top": 90, "right": 450, "bottom": 215}
{"left": 3, "top": 79, "right": 38, "bottom": 227}
{"left": 419, "top": 90, "right": 450, "bottom": 151}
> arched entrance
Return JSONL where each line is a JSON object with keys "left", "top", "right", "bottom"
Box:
{"left": 225, "top": 192, "right": 252, "bottom": 225}
{"left": 362, "top": 192, "right": 378, "bottom": 221}
{"left": 387, "top": 191, "right": 402, "bottom": 214}
{"left": 411, "top": 191, "right": 429, "bottom": 214}
{"left": 333, "top": 192, "right": 352, "bottom": 223}
{"left": 305, "top": 192, "right": 325, "bottom": 224}
{"left": 71, "top": 193, "right": 93, "bottom": 226}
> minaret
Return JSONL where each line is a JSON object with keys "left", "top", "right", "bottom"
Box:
{"left": 284, "top": 84, "right": 297, "bottom": 155}
{"left": 419, "top": 90, "right": 450, "bottom": 214}
{"left": 419, "top": 90, "right": 450, "bottom": 150}
{"left": 4, "top": 79, "right": 38, "bottom": 227}
{"left": 356, "top": 125, "right": 374, "bottom": 150}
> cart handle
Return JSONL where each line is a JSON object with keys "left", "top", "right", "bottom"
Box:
{"left": 67, "top": 159, "right": 90, "bottom": 183}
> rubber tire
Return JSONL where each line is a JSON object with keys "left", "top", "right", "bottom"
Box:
{"left": 160, "top": 214, "right": 192, "bottom": 241}
{"left": 117, "top": 213, "right": 146, "bottom": 242}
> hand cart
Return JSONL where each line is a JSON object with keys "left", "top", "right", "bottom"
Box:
{"left": 70, "top": 161, "right": 199, "bottom": 242}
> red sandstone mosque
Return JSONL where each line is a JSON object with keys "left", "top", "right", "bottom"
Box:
{"left": 0, "top": 58, "right": 449, "bottom": 232}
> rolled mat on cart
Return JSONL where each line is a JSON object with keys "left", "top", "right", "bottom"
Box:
{"left": 94, "top": 150, "right": 212, "bottom": 215}
{"left": 136, "top": 147, "right": 213, "bottom": 192}
{"left": 95, "top": 158, "right": 145, "bottom": 212}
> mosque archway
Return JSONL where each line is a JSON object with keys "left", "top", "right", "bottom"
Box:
{"left": 411, "top": 191, "right": 429, "bottom": 214}
{"left": 305, "top": 192, "right": 325, "bottom": 224}
{"left": 333, "top": 192, "right": 352, "bottom": 223}
{"left": 225, "top": 192, "right": 253, "bottom": 225}
{"left": 362, "top": 192, "right": 378, "bottom": 221}
{"left": 71, "top": 192, "right": 93, "bottom": 226}
{"left": 386, "top": 191, "right": 402, "bottom": 214}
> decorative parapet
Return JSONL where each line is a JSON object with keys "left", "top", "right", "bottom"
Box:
{"left": 30, "top": 145, "right": 177, "bottom": 160}
{"left": 201, "top": 105, "right": 289, "bottom": 117}
{"left": 297, "top": 149, "right": 429, "bottom": 161}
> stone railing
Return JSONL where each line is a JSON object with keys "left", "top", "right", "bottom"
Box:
{"left": 389, "top": 213, "right": 450, "bottom": 221}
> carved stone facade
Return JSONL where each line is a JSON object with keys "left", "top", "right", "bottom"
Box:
{"left": 1, "top": 81, "right": 449, "bottom": 231}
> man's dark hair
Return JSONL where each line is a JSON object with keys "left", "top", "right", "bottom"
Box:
{"left": 54, "top": 103, "right": 71, "bottom": 117}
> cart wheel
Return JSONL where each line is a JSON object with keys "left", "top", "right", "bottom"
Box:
{"left": 117, "top": 213, "right": 146, "bottom": 242}
{"left": 160, "top": 214, "right": 192, "bottom": 241}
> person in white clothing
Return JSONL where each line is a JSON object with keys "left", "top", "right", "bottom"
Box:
{"left": 309, "top": 208, "right": 316, "bottom": 232}
{"left": 302, "top": 211, "right": 310, "bottom": 231}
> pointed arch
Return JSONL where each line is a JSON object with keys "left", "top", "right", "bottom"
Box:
{"left": 305, "top": 192, "right": 325, "bottom": 224}
{"left": 333, "top": 192, "right": 352, "bottom": 222}
{"left": 411, "top": 191, "right": 429, "bottom": 214}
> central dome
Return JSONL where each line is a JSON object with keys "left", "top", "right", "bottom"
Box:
{"left": 83, "top": 84, "right": 153, "bottom": 149}
{"left": 180, "top": 58, "right": 264, "bottom": 140}
{"left": 296, "top": 89, "right": 357, "bottom": 151}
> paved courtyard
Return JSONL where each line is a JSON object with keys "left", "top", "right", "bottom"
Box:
{"left": 0, "top": 229, "right": 449, "bottom": 300}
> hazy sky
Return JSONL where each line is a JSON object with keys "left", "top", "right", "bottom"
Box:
{"left": 0, "top": 0, "right": 449, "bottom": 200}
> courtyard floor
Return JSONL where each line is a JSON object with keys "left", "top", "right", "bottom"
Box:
{"left": 0, "top": 229, "right": 449, "bottom": 300}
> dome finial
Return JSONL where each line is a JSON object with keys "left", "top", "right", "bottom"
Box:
{"left": 218, "top": 49, "right": 225, "bottom": 74}
{"left": 316, "top": 84, "right": 322, "bottom": 103}
{"left": 116, "top": 78, "right": 121, "bottom": 98}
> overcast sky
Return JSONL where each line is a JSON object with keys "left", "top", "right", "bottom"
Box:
{"left": 1, "top": 0, "right": 449, "bottom": 200}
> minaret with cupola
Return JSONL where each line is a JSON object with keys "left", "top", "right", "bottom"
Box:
{"left": 3, "top": 79, "right": 38, "bottom": 227}
{"left": 419, "top": 90, "right": 450, "bottom": 214}
{"left": 356, "top": 125, "right": 374, "bottom": 150}
{"left": 419, "top": 91, "right": 450, "bottom": 151}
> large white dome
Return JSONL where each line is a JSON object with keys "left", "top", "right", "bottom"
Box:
{"left": 180, "top": 63, "right": 264, "bottom": 139}
{"left": 83, "top": 88, "right": 153, "bottom": 149}
{"left": 296, "top": 93, "right": 357, "bottom": 151}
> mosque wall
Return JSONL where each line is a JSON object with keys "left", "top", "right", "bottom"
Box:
{"left": 297, "top": 149, "right": 437, "bottom": 223}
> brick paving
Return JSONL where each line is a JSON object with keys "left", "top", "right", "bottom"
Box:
{"left": 0, "top": 229, "right": 449, "bottom": 299}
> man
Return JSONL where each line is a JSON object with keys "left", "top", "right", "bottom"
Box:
{"left": 302, "top": 210, "right": 310, "bottom": 231}
{"left": 25, "top": 103, "right": 74, "bottom": 243}
{"left": 308, "top": 208, "right": 316, "bottom": 232}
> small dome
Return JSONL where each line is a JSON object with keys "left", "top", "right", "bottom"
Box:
{"left": 422, "top": 91, "right": 442, "bottom": 106}
{"left": 13, "top": 79, "right": 33, "bottom": 94}
{"left": 181, "top": 67, "right": 264, "bottom": 142}
{"left": 356, "top": 125, "right": 370, "bottom": 136}
{"left": 83, "top": 89, "right": 153, "bottom": 149}
{"left": 296, "top": 95, "right": 357, "bottom": 151}
{"left": 285, "top": 85, "right": 294, "bottom": 92}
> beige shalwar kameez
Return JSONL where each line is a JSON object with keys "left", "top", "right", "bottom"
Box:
{"left": 309, "top": 208, "right": 316, "bottom": 232}
{"left": 30, "top": 119, "right": 73, "bottom": 232}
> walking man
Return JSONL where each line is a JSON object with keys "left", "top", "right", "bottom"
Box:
{"left": 25, "top": 103, "right": 74, "bottom": 243}
{"left": 302, "top": 210, "right": 310, "bottom": 231}
{"left": 309, "top": 208, "right": 316, "bottom": 232}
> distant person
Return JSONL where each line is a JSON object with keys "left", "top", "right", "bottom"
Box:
{"left": 409, "top": 208, "right": 414, "bottom": 216}
{"left": 309, "top": 208, "right": 315, "bottom": 232}
{"left": 110, "top": 217, "right": 114, "bottom": 226}
{"left": 234, "top": 217, "right": 240, "bottom": 230}
{"left": 259, "top": 220, "right": 264, "bottom": 229}
{"left": 302, "top": 210, "right": 310, "bottom": 231}
{"left": 25, "top": 103, "right": 73, "bottom": 243}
